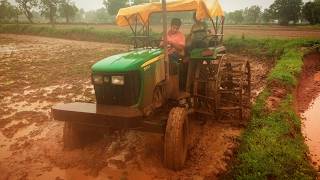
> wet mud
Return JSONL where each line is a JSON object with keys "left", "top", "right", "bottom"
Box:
{"left": 0, "top": 34, "right": 271, "bottom": 179}
{"left": 295, "top": 52, "right": 320, "bottom": 175}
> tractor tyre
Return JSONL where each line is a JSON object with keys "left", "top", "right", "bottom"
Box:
{"left": 164, "top": 107, "right": 189, "bottom": 170}
{"left": 63, "top": 121, "right": 82, "bottom": 149}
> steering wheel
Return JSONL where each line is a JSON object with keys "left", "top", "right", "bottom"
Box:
{"left": 149, "top": 39, "right": 163, "bottom": 48}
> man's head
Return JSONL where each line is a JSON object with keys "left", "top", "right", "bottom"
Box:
{"left": 170, "top": 18, "right": 182, "bottom": 34}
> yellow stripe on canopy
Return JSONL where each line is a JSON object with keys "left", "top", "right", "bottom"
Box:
{"left": 116, "top": 0, "right": 224, "bottom": 27}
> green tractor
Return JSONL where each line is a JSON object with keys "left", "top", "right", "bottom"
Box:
{"left": 52, "top": 0, "right": 251, "bottom": 170}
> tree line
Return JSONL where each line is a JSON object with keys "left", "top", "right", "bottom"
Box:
{"left": 1, "top": 0, "right": 320, "bottom": 25}
{"left": 226, "top": 0, "right": 320, "bottom": 25}
{"left": 0, "top": 0, "right": 78, "bottom": 24}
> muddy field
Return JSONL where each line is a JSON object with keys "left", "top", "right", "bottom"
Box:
{"left": 0, "top": 34, "right": 272, "bottom": 179}
{"left": 33, "top": 24, "right": 320, "bottom": 39}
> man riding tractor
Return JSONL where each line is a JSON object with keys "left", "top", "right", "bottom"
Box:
{"left": 52, "top": 0, "right": 251, "bottom": 170}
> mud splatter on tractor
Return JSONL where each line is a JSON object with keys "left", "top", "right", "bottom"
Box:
{"left": 52, "top": 0, "right": 251, "bottom": 170}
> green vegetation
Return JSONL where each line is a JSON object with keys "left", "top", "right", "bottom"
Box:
{"left": 233, "top": 92, "right": 315, "bottom": 179}
{"left": 0, "top": 24, "right": 132, "bottom": 44}
{"left": 1, "top": 0, "right": 320, "bottom": 25}
{"left": 58, "top": 0, "right": 78, "bottom": 23}
{"left": 16, "top": 0, "right": 37, "bottom": 23}
{"left": 225, "top": 38, "right": 320, "bottom": 179}
{"left": 0, "top": 0, "right": 20, "bottom": 23}
{"left": 269, "top": 0, "right": 303, "bottom": 25}
{"left": 267, "top": 49, "right": 303, "bottom": 86}
{"left": 302, "top": 0, "right": 320, "bottom": 25}
{"left": 103, "top": 0, "right": 127, "bottom": 16}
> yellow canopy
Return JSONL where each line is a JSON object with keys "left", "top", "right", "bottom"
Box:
{"left": 116, "top": 0, "right": 224, "bottom": 27}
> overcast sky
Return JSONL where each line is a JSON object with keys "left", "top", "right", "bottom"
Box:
{"left": 73, "top": 0, "right": 308, "bottom": 12}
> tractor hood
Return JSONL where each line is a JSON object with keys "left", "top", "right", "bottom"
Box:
{"left": 92, "top": 48, "right": 162, "bottom": 73}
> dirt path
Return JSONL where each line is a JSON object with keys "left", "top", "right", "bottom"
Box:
{"left": 295, "top": 52, "right": 320, "bottom": 176}
{"left": 0, "top": 34, "right": 271, "bottom": 180}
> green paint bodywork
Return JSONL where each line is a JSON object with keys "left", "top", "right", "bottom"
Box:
{"left": 91, "top": 46, "right": 225, "bottom": 112}
{"left": 190, "top": 48, "right": 217, "bottom": 60}
{"left": 92, "top": 48, "right": 162, "bottom": 73}
{"left": 91, "top": 48, "right": 164, "bottom": 112}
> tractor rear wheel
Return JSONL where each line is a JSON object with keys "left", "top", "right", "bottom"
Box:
{"left": 63, "top": 121, "right": 82, "bottom": 149}
{"left": 164, "top": 107, "right": 189, "bottom": 170}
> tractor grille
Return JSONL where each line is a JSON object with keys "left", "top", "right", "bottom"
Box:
{"left": 93, "top": 71, "right": 140, "bottom": 106}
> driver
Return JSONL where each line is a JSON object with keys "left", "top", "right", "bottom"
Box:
{"left": 161, "top": 18, "right": 185, "bottom": 62}
{"left": 189, "top": 12, "right": 208, "bottom": 49}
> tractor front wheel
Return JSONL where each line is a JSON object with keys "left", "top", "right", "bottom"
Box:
{"left": 164, "top": 107, "right": 189, "bottom": 170}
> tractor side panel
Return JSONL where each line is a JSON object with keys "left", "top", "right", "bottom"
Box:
{"left": 139, "top": 56, "right": 165, "bottom": 111}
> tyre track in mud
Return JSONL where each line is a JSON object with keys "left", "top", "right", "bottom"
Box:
{"left": 0, "top": 34, "right": 272, "bottom": 179}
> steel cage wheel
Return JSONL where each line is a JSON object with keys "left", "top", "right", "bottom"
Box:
{"left": 216, "top": 57, "right": 251, "bottom": 121}
{"left": 240, "top": 60, "right": 251, "bottom": 121}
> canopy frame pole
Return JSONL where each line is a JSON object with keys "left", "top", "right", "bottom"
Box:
{"left": 135, "top": 15, "right": 138, "bottom": 47}
{"left": 209, "top": 17, "right": 217, "bottom": 35}
{"left": 137, "top": 13, "right": 148, "bottom": 47}
{"left": 220, "top": 16, "right": 224, "bottom": 43}
{"left": 216, "top": 16, "right": 219, "bottom": 43}
{"left": 162, "top": 0, "right": 169, "bottom": 81}
{"left": 124, "top": 16, "right": 137, "bottom": 48}
{"left": 147, "top": 18, "right": 150, "bottom": 47}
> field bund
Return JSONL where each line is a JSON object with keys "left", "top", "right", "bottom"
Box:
{"left": 225, "top": 38, "right": 320, "bottom": 179}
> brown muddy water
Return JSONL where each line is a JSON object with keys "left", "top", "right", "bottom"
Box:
{"left": 296, "top": 52, "right": 320, "bottom": 174}
{"left": 303, "top": 95, "right": 320, "bottom": 167}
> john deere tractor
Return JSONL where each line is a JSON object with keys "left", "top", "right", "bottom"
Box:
{"left": 52, "top": 0, "right": 251, "bottom": 170}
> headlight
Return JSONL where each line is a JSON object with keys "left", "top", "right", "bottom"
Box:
{"left": 92, "top": 75, "right": 103, "bottom": 84}
{"left": 112, "top": 76, "right": 124, "bottom": 85}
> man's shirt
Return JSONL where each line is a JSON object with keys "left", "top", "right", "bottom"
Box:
{"left": 167, "top": 30, "right": 185, "bottom": 55}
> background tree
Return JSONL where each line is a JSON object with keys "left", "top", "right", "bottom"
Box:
{"left": 59, "top": 0, "right": 78, "bottom": 23}
{"left": 0, "top": 0, "right": 14, "bottom": 21}
{"left": 302, "top": 1, "right": 320, "bottom": 24}
{"left": 74, "top": 8, "right": 85, "bottom": 22}
{"left": 261, "top": 8, "right": 273, "bottom": 23}
{"left": 227, "top": 10, "right": 244, "bottom": 24}
{"left": 243, "top": 5, "right": 261, "bottom": 24}
{"left": 15, "top": 0, "right": 37, "bottom": 23}
{"left": 39, "top": 0, "right": 60, "bottom": 25}
{"left": 103, "top": 0, "right": 126, "bottom": 15}
{"left": 95, "top": 8, "right": 111, "bottom": 23}
{"left": 0, "top": 1, "right": 21, "bottom": 23}
{"left": 269, "top": 0, "right": 303, "bottom": 25}
{"left": 12, "top": 6, "right": 21, "bottom": 23}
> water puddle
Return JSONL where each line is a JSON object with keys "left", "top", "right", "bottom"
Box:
{"left": 303, "top": 95, "right": 320, "bottom": 166}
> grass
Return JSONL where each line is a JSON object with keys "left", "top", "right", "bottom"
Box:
{"left": 0, "top": 24, "right": 133, "bottom": 44}
{"left": 225, "top": 37, "right": 319, "bottom": 57}
{"left": 225, "top": 38, "right": 320, "bottom": 179}
{"left": 267, "top": 49, "right": 303, "bottom": 87}
{"left": 231, "top": 91, "right": 316, "bottom": 179}
{"left": 225, "top": 37, "right": 320, "bottom": 87}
